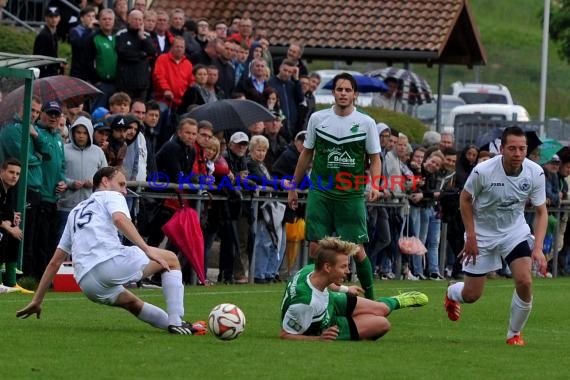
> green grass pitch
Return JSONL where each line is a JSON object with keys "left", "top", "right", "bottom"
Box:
{"left": 2, "top": 278, "right": 569, "bottom": 380}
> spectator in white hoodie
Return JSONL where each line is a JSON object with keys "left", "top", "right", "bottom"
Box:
{"left": 57, "top": 116, "right": 108, "bottom": 237}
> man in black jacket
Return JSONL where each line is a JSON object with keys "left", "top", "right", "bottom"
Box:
{"left": 33, "top": 6, "right": 64, "bottom": 78}
{"left": 115, "top": 10, "right": 156, "bottom": 100}
{"left": 272, "top": 131, "right": 306, "bottom": 178}
{"left": 146, "top": 118, "right": 198, "bottom": 248}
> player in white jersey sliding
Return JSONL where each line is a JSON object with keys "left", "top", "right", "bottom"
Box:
{"left": 16, "top": 166, "right": 206, "bottom": 335}
{"left": 444, "top": 126, "right": 547, "bottom": 346}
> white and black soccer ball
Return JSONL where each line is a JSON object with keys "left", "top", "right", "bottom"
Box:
{"left": 208, "top": 303, "right": 246, "bottom": 340}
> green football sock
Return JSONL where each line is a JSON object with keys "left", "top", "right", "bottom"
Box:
{"left": 377, "top": 297, "right": 398, "bottom": 312}
{"left": 4, "top": 262, "right": 17, "bottom": 287}
{"left": 355, "top": 256, "right": 374, "bottom": 299}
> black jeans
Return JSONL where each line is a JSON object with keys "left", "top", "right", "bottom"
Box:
{"left": 33, "top": 201, "right": 59, "bottom": 280}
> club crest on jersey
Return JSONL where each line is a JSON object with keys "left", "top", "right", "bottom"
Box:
{"left": 327, "top": 148, "right": 355, "bottom": 168}
{"left": 519, "top": 178, "right": 531, "bottom": 192}
{"left": 350, "top": 123, "right": 359, "bottom": 133}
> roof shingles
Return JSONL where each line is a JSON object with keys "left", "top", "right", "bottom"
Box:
{"left": 152, "top": 0, "right": 485, "bottom": 65}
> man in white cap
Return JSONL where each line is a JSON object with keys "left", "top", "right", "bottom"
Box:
{"left": 220, "top": 131, "right": 251, "bottom": 284}
{"left": 33, "top": 101, "right": 68, "bottom": 280}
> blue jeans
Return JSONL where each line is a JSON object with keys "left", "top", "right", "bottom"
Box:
{"left": 425, "top": 207, "right": 442, "bottom": 274}
{"left": 410, "top": 206, "right": 429, "bottom": 275}
{"left": 253, "top": 221, "right": 278, "bottom": 279}
{"left": 267, "top": 228, "right": 286, "bottom": 278}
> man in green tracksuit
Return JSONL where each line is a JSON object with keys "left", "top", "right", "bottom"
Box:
{"left": 34, "top": 101, "right": 67, "bottom": 280}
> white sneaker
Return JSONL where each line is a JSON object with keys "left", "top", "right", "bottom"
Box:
{"left": 0, "top": 284, "right": 20, "bottom": 294}
{"left": 405, "top": 272, "right": 419, "bottom": 281}
{"left": 536, "top": 271, "right": 553, "bottom": 279}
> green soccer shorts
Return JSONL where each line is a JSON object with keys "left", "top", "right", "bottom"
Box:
{"left": 305, "top": 191, "right": 368, "bottom": 244}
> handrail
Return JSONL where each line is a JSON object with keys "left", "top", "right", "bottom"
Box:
{"left": 0, "top": 9, "right": 36, "bottom": 33}
{"left": 56, "top": 0, "right": 80, "bottom": 14}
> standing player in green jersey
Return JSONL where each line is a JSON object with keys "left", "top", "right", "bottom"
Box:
{"left": 280, "top": 237, "right": 428, "bottom": 341}
{"left": 288, "top": 72, "right": 381, "bottom": 299}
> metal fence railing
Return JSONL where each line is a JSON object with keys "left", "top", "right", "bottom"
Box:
{"left": 123, "top": 182, "right": 570, "bottom": 283}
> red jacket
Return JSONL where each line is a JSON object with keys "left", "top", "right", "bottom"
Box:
{"left": 192, "top": 143, "right": 207, "bottom": 176}
{"left": 153, "top": 52, "right": 194, "bottom": 106}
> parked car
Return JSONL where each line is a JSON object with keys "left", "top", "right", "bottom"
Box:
{"left": 314, "top": 69, "right": 373, "bottom": 107}
{"left": 415, "top": 94, "right": 465, "bottom": 130}
{"left": 449, "top": 81, "right": 514, "bottom": 105}
{"left": 448, "top": 104, "right": 530, "bottom": 148}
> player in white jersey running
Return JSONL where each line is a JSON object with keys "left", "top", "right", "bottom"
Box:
{"left": 16, "top": 167, "right": 206, "bottom": 335}
{"left": 444, "top": 127, "right": 548, "bottom": 346}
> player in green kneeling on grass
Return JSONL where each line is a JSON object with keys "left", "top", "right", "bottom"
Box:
{"left": 0, "top": 158, "right": 34, "bottom": 294}
{"left": 280, "top": 237, "right": 428, "bottom": 341}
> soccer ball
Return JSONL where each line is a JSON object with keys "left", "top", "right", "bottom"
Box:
{"left": 208, "top": 303, "right": 246, "bottom": 340}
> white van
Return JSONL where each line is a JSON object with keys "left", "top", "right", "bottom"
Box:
{"left": 446, "top": 104, "right": 531, "bottom": 146}
{"left": 415, "top": 94, "right": 465, "bottom": 130}
{"left": 450, "top": 82, "right": 514, "bottom": 105}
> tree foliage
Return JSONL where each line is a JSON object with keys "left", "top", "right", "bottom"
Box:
{"left": 550, "top": 0, "right": 570, "bottom": 63}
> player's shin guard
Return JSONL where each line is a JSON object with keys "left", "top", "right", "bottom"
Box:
{"left": 4, "top": 262, "right": 17, "bottom": 287}
{"left": 355, "top": 256, "right": 374, "bottom": 299}
{"left": 507, "top": 290, "right": 532, "bottom": 340}
{"left": 377, "top": 297, "right": 398, "bottom": 312}
{"left": 161, "top": 269, "right": 184, "bottom": 326}
{"left": 138, "top": 302, "right": 169, "bottom": 330}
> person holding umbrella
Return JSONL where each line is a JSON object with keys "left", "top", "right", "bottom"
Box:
{"left": 287, "top": 72, "right": 381, "bottom": 300}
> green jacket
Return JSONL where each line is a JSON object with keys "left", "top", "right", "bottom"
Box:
{"left": 0, "top": 120, "right": 43, "bottom": 192}
{"left": 90, "top": 31, "right": 117, "bottom": 82}
{"left": 35, "top": 122, "right": 66, "bottom": 203}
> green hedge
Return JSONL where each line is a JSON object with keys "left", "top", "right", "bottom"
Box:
{"left": 0, "top": 24, "right": 70, "bottom": 64}
{"left": 316, "top": 104, "right": 427, "bottom": 144}
{"left": 360, "top": 106, "right": 427, "bottom": 144}
{"left": 0, "top": 25, "right": 36, "bottom": 55}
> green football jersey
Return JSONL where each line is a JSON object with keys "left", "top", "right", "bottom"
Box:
{"left": 280, "top": 264, "right": 333, "bottom": 336}
{"left": 304, "top": 107, "right": 380, "bottom": 199}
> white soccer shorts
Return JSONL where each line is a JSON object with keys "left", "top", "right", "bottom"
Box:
{"left": 78, "top": 246, "right": 150, "bottom": 305}
{"left": 462, "top": 235, "right": 534, "bottom": 275}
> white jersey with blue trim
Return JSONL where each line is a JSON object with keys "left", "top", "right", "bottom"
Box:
{"left": 463, "top": 155, "right": 546, "bottom": 243}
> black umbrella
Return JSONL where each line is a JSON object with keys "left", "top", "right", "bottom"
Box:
{"left": 186, "top": 99, "right": 274, "bottom": 131}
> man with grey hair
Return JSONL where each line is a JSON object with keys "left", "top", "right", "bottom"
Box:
{"left": 273, "top": 42, "right": 309, "bottom": 77}
{"left": 87, "top": 8, "right": 117, "bottom": 109}
{"left": 115, "top": 9, "right": 157, "bottom": 100}
{"left": 422, "top": 130, "right": 441, "bottom": 148}
{"left": 440, "top": 131, "right": 455, "bottom": 150}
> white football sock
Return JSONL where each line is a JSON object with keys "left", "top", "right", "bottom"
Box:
{"left": 507, "top": 290, "right": 532, "bottom": 339}
{"left": 161, "top": 270, "right": 184, "bottom": 326}
{"left": 137, "top": 302, "right": 169, "bottom": 330}
{"left": 447, "top": 282, "right": 465, "bottom": 303}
